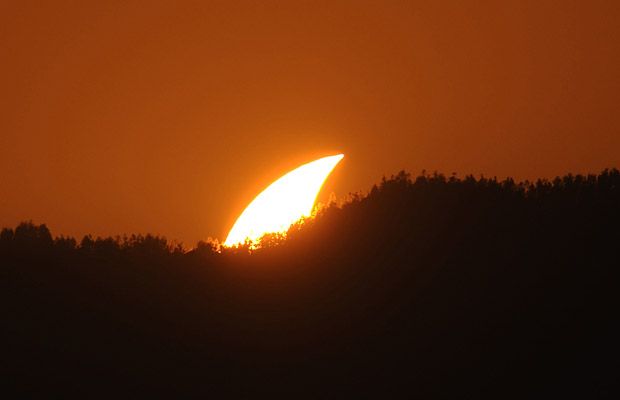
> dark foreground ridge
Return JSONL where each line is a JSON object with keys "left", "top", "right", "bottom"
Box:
{"left": 2, "top": 170, "right": 619, "bottom": 398}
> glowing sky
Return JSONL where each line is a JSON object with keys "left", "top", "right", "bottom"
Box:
{"left": 1, "top": 1, "right": 619, "bottom": 244}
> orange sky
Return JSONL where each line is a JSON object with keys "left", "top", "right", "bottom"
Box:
{"left": 1, "top": 0, "right": 619, "bottom": 244}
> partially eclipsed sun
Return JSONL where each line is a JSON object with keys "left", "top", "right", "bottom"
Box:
{"left": 224, "top": 154, "right": 344, "bottom": 247}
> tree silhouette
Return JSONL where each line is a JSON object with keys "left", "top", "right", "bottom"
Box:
{"left": 1, "top": 169, "right": 619, "bottom": 398}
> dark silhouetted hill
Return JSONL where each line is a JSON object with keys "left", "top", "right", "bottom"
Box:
{"left": 1, "top": 170, "right": 619, "bottom": 398}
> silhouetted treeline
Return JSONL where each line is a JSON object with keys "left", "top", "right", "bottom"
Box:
{"left": 2, "top": 170, "right": 619, "bottom": 398}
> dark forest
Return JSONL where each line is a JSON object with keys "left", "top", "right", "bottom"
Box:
{"left": 2, "top": 170, "right": 619, "bottom": 398}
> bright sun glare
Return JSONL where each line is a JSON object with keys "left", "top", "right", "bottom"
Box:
{"left": 224, "top": 154, "right": 344, "bottom": 247}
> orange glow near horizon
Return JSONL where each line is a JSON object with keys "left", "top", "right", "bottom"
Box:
{"left": 224, "top": 154, "right": 344, "bottom": 247}
{"left": 2, "top": 2, "right": 620, "bottom": 245}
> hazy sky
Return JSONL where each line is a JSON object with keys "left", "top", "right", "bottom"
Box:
{"left": 2, "top": 0, "right": 619, "bottom": 244}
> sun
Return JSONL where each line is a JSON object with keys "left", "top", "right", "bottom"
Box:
{"left": 224, "top": 154, "right": 344, "bottom": 247}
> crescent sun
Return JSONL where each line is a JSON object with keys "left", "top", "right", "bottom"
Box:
{"left": 224, "top": 154, "right": 344, "bottom": 246}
